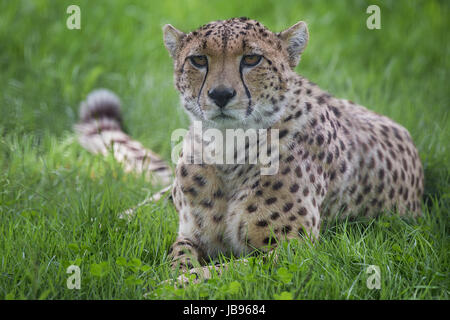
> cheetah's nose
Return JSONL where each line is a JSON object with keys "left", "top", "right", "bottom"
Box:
{"left": 208, "top": 86, "right": 236, "bottom": 108}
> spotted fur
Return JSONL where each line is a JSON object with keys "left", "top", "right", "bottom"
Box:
{"left": 76, "top": 18, "right": 424, "bottom": 280}
{"left": 75, "top": 89, "right": 172, "bottom": 186}
{"left": 163, "top": 18, "right": 424, "bottom": 271}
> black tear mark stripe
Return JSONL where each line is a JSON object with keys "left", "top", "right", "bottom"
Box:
{"left": 197, "top": 64, "right": 209, "bottom": 105}
{"left": 240, "top": 63, "right": 252, "bottom": 115}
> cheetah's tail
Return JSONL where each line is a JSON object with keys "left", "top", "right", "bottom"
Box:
{"left": 74, "top": 89, "right": 173, "bottom": 186}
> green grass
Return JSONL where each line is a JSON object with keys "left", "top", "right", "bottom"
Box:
{"left": 0, "top": 0, "right": 448, "bottom": 299}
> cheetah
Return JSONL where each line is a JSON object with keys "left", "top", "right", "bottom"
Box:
{"left": 76, "top": 17, "right": 424, "bottom": 283}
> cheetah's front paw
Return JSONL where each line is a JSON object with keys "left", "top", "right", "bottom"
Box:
{"left": 157, "top": 265, "right": 222, "bottom": 288}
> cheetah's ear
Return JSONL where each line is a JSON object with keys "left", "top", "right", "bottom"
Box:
{"left": 163, "top": 24, "right": 186, "bottom": 59}
{"left": 278, "top": 21, "right": 309, "bottom": 68}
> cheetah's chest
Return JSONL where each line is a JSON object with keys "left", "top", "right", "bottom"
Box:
{"left": 175, "top": 162, "right": 262, "bottom": 258}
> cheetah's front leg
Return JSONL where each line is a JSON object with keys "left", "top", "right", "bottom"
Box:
{"left": 164, "top": 248, "right": 281, "bottom": 287}
{"left": 154, "top": 237, "right": 206, "bottom": 287}
{"left": 163, "top": 237, "right": 232, "bottom": 287}
{"left": 168, "top": 237, "right": 206, "bottom": 272}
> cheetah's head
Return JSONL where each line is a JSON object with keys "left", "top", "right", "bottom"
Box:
{"left": 163, "top": 17, "right": 309, "bottom": 129}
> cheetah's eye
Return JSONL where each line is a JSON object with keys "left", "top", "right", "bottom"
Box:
{"left": 189, "top": 55, "right": 208, "bottom": 68}
{"left": 241, "top": 54, "right": 262, "bottom": 67}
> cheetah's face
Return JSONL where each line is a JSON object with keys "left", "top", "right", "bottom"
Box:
{"left": 163, "top": 18, "right": 309, "bottom": 129}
